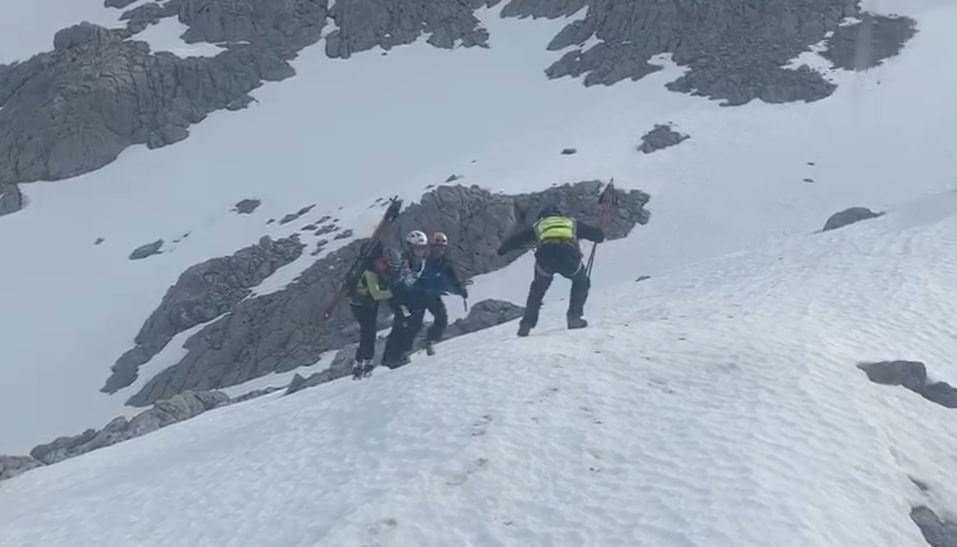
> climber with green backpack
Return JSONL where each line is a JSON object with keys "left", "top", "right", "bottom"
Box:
{"left": 497, "top": 204, "right": 605, "bottom": 337}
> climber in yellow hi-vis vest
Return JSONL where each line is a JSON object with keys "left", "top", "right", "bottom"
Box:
{"left": 497, "top": 204, "right": 605, "bottom": 337}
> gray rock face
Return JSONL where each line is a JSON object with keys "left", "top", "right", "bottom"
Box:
{"left": 858, "top": 361, "right": 957, "bottom": 409}
{"left": 104, "top": 235, "right": 305, "bottom": 393}
{"left": 129, "top": 239, "right": 165, "bottom": 260}
{"left": 823, "top": 207, "right": 884, "bottom": 232}
{"left": 126, "top": 182, "right": 650, "bottom": 405}
{"left": 0, "top": 183, "right": 24, "bottom": 216}
{"left": 639, "top": 124, "right": 689, "bottom": 154}
{"left": 324, "top": 0, "right": 497, "bottom": 59}
{"left": 0, "top": 455, "right": 44, "bottom": 481}
{"left": 27, "top": 390, "right": 228, "bottom": 467}
{"left": 0, "top": 22, "right": 298, "bottom": 185}
{"left": 503, "top": 0, "right": 911, "bottom": 106}
{"left": 822, "top": 14, "right": 918, "bottom": 71}
{"left": 234, "top": 199, "right": 261, "bottom": 214}
{"left": 911, "top": 506, "right": 957, "bottom": 547}
{"left": 4, "top": 1, "right": 916, "bottom": 186}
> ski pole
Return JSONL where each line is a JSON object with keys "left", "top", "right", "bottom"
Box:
{"left": 463, "top": 297, "right": 469, "bottom": 313}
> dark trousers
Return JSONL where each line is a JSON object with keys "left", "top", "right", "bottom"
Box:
{"left": 381, "top": 292, "right": 425, "bottom": 366}
{"left": 424, "top": 296, "right": 448, "bottom": 343}
{"left": 350, "top": 303, "right": 379, "bottom": 362}
{"left": 521, "top": 244, "right": 590, "bottom": 328}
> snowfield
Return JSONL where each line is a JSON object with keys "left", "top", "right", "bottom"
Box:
{"left": 2, "top": 0, "right": 957, "bottom": 453}
{"left": 3, "top": 192, "right": 955, "bottom": 546}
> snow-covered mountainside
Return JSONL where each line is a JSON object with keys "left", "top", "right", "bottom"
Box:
{"left": 3, "top": 193, "right": 956, "bottom": 546}
{"left": 0, "top": 0, "right": 955, "bottom": 501}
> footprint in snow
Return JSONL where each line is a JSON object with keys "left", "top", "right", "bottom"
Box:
{"left": 446, "top": 458, "right": 490, "bottom": 486}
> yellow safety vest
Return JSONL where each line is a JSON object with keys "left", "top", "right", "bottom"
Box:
{"left": 355, "top": 270, "right": 393, "bottom": 301}
{"left": 534, "top": 216, "right": 576, "bottom": 243}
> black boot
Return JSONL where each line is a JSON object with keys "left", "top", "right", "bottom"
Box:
{"left": 362, "top": 361, "right": 375, "bottom": 378}
{"left": 425, "top": 340, "right": 436, "bottom": 356}
{"left": 517, "top": 322, "right": 532, "bottom": 337}
{"left": 352, "top": 361, "right": 364, "bottom": 380}
{"left": 567, "top": 316, "right": 588, "bottom": 330}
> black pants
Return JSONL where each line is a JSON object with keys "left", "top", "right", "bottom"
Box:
{"left": 403, "top": 295, "right": 449, "bottom": 351}
{"left": 521, "top": 244, "right": 590, "bottom": 328}
{"left": 350, "top": 303, "right": 379, "bottom": 362}
{"left": 381, "top": 292, "right": 425, "bottom": 366}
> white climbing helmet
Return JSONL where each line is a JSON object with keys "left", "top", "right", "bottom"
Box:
{"left": 405, "top": 230, "right": 429, "bottom": 247}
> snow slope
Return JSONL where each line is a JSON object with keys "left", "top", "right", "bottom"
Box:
{"left": 3, "top": 0, "right": 957, "bottom": 452}
{"left": 3, "top": 192, "right": 956, "bottom": 546}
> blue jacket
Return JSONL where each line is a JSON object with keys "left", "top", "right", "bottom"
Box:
{"left": 415, "top": 255, "right": 465, "bottom": 296}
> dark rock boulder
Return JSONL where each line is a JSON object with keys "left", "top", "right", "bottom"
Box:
{"left": 823, "top": 207, "right": 884, "bottom": 232}
{"left": 129, "top": 239, "right": 165, "bottom": 260}
{"left": 104, "top": 235, "right": 305, "bottom": 393}
{"left": 911, "top": 506, "right": 957, "bottom": 547}
{"left": 233, "top": 198, "right": 261, "bottom": 214}
{"left": 858, "top": 360, "right": 957, "bottom": 410}
{"left": 639, "top": 124, "right": 689, "bottom": 154}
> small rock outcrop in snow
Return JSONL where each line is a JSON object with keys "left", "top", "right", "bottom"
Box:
{"left": 24, "top": 390, "right": 229, "bottom": 467}
{"left": 822, "top": 14, "right": 918, "bottom": 71}
{"left": 823, "top": 207, "right": 884, "bottom": 231}
{"left": 910, "top": 506, "right": 957, "bottom": 547}
{"left": 858, "top": 361, "right": 957, "bottom": 409}
{"left": 233, "top": 199, "right": 262, "bottom": 214}
{"left": 128, "top": 239, "right": 164, "bottom": 260}
{"left": 638, "top": 124, "right": 689, "bottom": 154}
{"left": 0, "top": 183, "right": 23, "bottom": 216}
{"left": 279, "top": 204, "right": 316, "bottom": 225}
{"left": 0, "top": 455, "right": 43, "bottom": 481}
{"left": 105, "top": 236, "right": 305, "bottom": 393}
{"left": 126, "top": 182, "right": 650, "bottom": 406}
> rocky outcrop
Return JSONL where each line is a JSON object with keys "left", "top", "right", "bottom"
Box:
{"left": 911, "top": 506, "right": 957, "bottom": 547}
{"left": 823, "top": 207, "right": 884, "bottom": 232}
{"left": 324, "top": 0, "right": 497, "bottom": 59}
{"left": 104, "top": 235, "right": 305, "bottom": 393}
{"left": 125, "top": 182, "right": 650, "bottom": 405}
{"left": 279, "top": 204, "right": 316, "bottom": 225}
{"left": 129, "top": 239, "right": 165, "bottom": 260}
{"left": 858, "top": 361, "right": 957, "bottom": 409}
{"left": 286, "top": 298, "right": 525, "bottom": 396}
{"left": 0, "top": 455, "right": 43, "bottom": 481}
{"left": 822, "top": 14, "right": 918, "bottom": 71}
{"left": 638, "top": 124, "right": 689, "bottom": 154}
{"left": 105, "top": 0, "right": 140, "bottom": 9}
{"left": 234, "top": 199, "right": 261, "bottom": 214}
{"left": 0, "top": 22, "right": 298, "bottom": 185}
{"left": 504, "top": 0, "right": 913, "bottom": 106}
{"left": 0, "top": 183, "right": 24, "bottom": 216}
{"left": 27, "top": 390, "right": 229, "bottom": 466}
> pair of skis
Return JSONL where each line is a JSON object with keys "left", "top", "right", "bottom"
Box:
{"left": 320, "top": 197, "right": 403, "bottom": 322}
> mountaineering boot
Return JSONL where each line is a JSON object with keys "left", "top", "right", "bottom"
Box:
{"left": 517, "top": 322, "right": 532, "bottom": 337}
{"left": 425, "top": 340, "right": 435, "bottom": 356}
{"left": 361, "top": 361, "right": 375, "bottom": 378}
{"left": 352, "top": 361, "right": 364, "bottom": 380}
{"left": 567, "top": 316, "right": 588, "bottom": 330}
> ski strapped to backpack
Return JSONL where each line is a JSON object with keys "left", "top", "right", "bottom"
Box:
{"left": 320, "top": 197, "right": 403, "bottom": 321}
{"left": 585, "top": 180, "right": 618, "bottom": 279}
